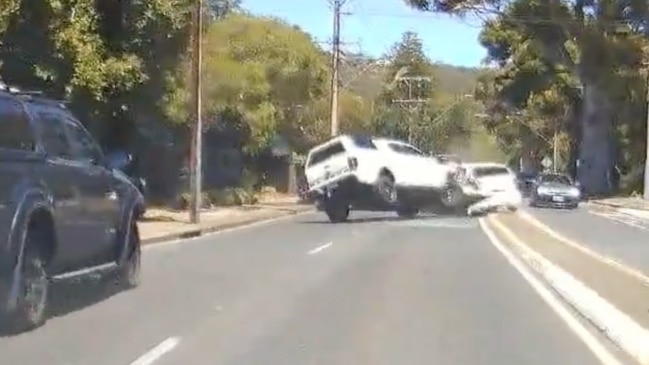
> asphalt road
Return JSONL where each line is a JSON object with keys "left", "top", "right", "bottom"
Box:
{"left": 0, "top": 210, "right": 612, "bottom": 365}
{"left": 527, "top": 204, "right": 649, "bottom": 275}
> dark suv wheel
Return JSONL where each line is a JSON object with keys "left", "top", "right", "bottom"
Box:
{"left": 118, "top": 219, "right": 141, "bottom": 289}
{"left": 2, "top": 227, "right": 50, "bottom": 332}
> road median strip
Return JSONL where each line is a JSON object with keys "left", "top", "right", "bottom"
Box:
{"left": 484, "top": 213, "right": 649, "bottom": 365}
{"left": 138, "top": 205, "right": 313, "bottom": 245}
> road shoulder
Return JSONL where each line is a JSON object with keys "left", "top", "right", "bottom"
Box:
{"left": 138, "top": 204, "right": 314, "bottom": 245}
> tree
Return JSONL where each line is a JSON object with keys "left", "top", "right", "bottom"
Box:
{"left": 0, "top": 0, "right": 194, "bottom": 150}
{"left": 405, "top": 0, "right": 649, "bottom": 194}
{"left": 373, "top": 32, "right": 435, "bottom": 141}
{"left": 372, "top": 31, "right": 475, "bottom": 153}
{"left": 166, "top": 14, "right": 331, "bottom": 154}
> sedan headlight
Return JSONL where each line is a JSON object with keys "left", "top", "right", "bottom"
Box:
{"left": 537, "top": 186, "right": 551, "bottom": 195}
{"left": 568, "top": 187, "right": 580, "bottom": 197}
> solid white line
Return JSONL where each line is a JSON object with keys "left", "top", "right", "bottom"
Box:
{"left": 517, "top": 209, "right": 649, "bottom": 287}
{"left": 307, "top": 242, "right": 333, "bottom": 255}
{"left": 478, "top": 218, "right": 624, "bottom": 365}
{"left": 144, "top": 210, "right": 314, "bottom": 251}
{"left": 130, "top": 337, "right": 180, "bottom": 365}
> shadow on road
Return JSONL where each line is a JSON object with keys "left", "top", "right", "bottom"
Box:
{"left": 299, "top": 210, "right": 468, "bottom": 225}
{"left": 0, "top": 273, "right": 125, "bottom": 337}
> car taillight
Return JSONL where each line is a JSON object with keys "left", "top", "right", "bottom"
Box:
{"left": 347, "top": 157, "right": 358, "bottom": 170}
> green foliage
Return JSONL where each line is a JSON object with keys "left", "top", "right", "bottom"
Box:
{"left": 405, "top": 0, "right": 649, "bottom": 193}
{"left": 166, "top": 14, "right": 330, "bottom": 154}
{"left": 0, "top": 1, "right": 501, "bottom": 205}
{"left": 369, "top": 31, "right": 480, "bottom": 154}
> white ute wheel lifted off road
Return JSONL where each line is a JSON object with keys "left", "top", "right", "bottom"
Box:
{"left": 304, "top": 135, "right": 458, "bottom": 223}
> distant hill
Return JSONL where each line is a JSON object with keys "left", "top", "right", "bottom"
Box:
{"left": 339, "top": 54, "right": 484, "bottom": 98}
{"left": 432, "top": 63, "right": 484, "bottom": 95}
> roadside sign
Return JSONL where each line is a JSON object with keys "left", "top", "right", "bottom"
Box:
{"left": 541, "top": 156, "right": 552, "bottom": 168}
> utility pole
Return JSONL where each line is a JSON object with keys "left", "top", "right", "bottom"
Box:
{"left": 553, "top": 120, "right": 558, "bottom": 173}
{"left": 189, "top": 0, "right": 203, "bottom": 223}
{"left": 393, "top": 76, "right": 431, "bottom": 144}
{"left": 644, "top": 67, "right": 649, "bottom": 199}
{"left": 329, "top": 0, "right": 342, "bottom": 137}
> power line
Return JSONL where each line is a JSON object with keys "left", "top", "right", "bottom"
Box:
{"left": 392, "top": 75, "right": 433, "bottom": 143}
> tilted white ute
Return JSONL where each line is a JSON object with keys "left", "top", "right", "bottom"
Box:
{"left": 304, "top": 134, "right": 462, "bottom": 223}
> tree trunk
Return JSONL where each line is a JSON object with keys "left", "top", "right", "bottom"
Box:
{"left": 576, "top": 82, "right": 614, "bottom": 195}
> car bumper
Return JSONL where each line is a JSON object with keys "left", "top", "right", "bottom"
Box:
{"left": 533, "top": 194, "right": 579, "bottom": 208}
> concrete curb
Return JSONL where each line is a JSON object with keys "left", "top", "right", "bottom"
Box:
{"left": 587, "top": 200, "right": 649, "bottom": 212}
{"left": 587, "top": 201, "right": 626, "bottom": 209}
{"left": 485, "top": 216, "right": 649, "bottom": 365}
{"left": 140, "top": 207, "right": 314, "bottom": 246}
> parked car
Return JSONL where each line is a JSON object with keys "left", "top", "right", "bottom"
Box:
{"left": 529, "top": 173, "right": 581, "bottom": 209}
{"left": 0, "top": 84, "right": 145, "bottom": 332}
{"left": 304, "top": 134, "right": 461, "bottom": 222}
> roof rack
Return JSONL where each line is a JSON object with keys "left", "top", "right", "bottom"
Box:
{"left": 0, "top": 81, "right": 68, "bottom": 109}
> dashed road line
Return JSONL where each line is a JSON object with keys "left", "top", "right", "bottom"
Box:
{"left": 307, "top": 242, "right": 333, "bottom": 255}
{"left": 130, "top": 337, "right": 180, "bottom": 365}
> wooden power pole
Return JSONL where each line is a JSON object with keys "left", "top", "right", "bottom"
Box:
{"left": 189, "top": 0, "right": 203, "bottom": 223}
{"left": 329, "top": 0, "right": 342, "bottom": 137}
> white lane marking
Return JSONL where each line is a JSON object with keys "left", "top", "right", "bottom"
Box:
{"left": 307, "top": 242, "right": 333, "bottom": 255}
{"left": 478, "top": 218, "right": 625, "bottom": 365}
{"left": 481, "top": 219, "right": 649, "bottom": 365}
{"left": 518, "top": 210, "right": 649, "bottom": 287}
{"left": 130, "top": 337, "right": 180, "bottom": 365}
{"left": 144, "top": 210, "right": 314, "bottom": 251}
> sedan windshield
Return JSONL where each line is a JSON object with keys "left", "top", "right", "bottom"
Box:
{"left": 540, "top": 174, "right": 571, "bottom": 185}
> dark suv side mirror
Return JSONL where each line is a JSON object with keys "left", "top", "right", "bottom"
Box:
{"left": 105, "top": 150, "right": 133, "bottom": 171}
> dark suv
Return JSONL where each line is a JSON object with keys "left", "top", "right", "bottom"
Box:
{"left": 0, "top": 85, "right": 145, "bottom": 332}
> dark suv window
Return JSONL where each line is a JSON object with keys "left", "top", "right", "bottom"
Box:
{"left": 0, "top": 96, "right": 35, "bottom": 151}
{"left": 35, "top": 112, "right": 74, "bottom": 159}
{"left": 64, "top": 119, "right": 103, "bottom": 164}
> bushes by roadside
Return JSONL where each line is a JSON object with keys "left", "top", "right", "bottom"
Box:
{"left": 176, "top": 187, "right": 259, "bottom": 210}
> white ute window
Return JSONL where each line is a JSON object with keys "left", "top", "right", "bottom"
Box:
{"left": 307, "top": 142, "right": 345, "bottom": 167}
{"left": 473, "top": 166, "right": 510, "bottom": 177}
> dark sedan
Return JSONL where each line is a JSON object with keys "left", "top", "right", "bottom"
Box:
{"left": 529, "top": 173, "right": 581, "bottom": 209}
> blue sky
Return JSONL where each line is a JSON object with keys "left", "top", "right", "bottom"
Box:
{"left": 241, "top": 0, "right": 487, "bottom": 67}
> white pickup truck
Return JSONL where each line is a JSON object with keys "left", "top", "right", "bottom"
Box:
{"left": 304, "top": 135, "right": 461, "bottom": 222}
